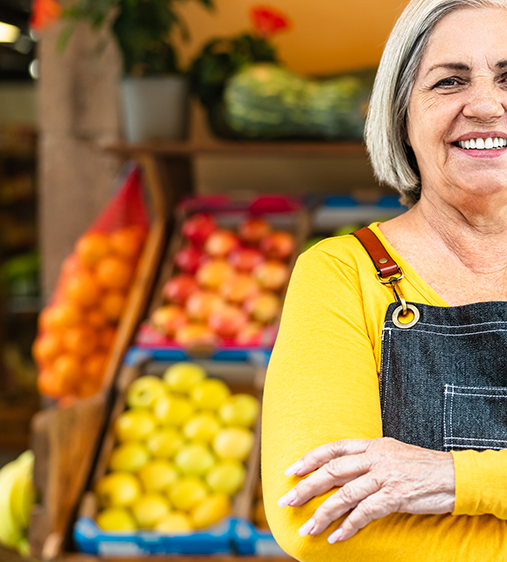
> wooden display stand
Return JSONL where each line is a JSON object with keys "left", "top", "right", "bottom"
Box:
{"left": 29, "top": 155, "right": 179, "bottom": 561}
{"left": 30, "top": 139, "right": 365, "bottom": 561}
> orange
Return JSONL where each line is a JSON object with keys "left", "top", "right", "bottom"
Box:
{"left": 64, "top": 271, "right": 102, "bottom": 308}
{"left": 52, "top": 353, "right": 82, "bottom": 394}
{"left": 39, "top": 302, "right": 82, "bottom": 331}
{"left": 101, "top": 290, "right": 127, "bottom": 323}
{"left": 37, "top": 369, "right": 62, "bottom": 398}
{"left": 63, "top": 325, "right": 98, "bottom": 356}
{"left": 98, "top": 327, "right": 117, "bottom": 351}
{"left": 75, "top": 377, "right": 102, "bottom": 399}
{"left": 83, "top": 352, "right": 108, "bottom": 382}
{"left": 32, "top": 333, "right": 63, "bottom": 366}
{"left": 76, "top": 232, "right": 111, "bottom": 268}
{"left": 61, "top": 256, "right": 81, "bottom": 278}
{"left": 96, "top": 257, "right": 133, "bottom": 290}
{"left": 58, "top": 395, "right": 79, "bottom": 408}
{"left": 110, "top": 226, "right": 145, "bottom": 261}
{"left": 87, "top": 307, "right": 109, "bottom": 330}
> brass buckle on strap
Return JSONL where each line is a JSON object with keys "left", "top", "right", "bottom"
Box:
{"left": 377, "top": 269, "right": 406, "bottom": 313}
{"left": 377, "top": 268, "right": 421, "bottom": 329}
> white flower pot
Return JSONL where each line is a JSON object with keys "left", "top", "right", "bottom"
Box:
{"left": 120, "top": 76, "right": 190, "bottom": 142}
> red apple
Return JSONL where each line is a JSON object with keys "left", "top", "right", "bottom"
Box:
{"left": 235, "top": 322, "right": 263, "bottom": 346}
{"left": 208, "top": 304, "right": 248, "bottom": 339}
{"left": 182, "top": 214, "right": 217, "bottom": 247}
{"left": 150, "top": 305, "right": 188, "bottom": 337}
{"left": 244, "top": 292, "right": 281, "bottom": 324}
{"left": 186, "top": 291, "right": 225, "bottom": 322}
{"left": 162, "top": 274, "right": 199, "bottom": 306}
{"left": 239, "top": 218, "right": 271, "bottom": 245}
{"left": 260, "top": 232, "right": 295, "bottom": 261}
{"left": 204, "top": 230, "right": 240, "bottom": 258}
{"left": 175, "top": 323, "right": 218, "bottom": 349}
{"left": 175, "top": 246, "right": 206, "bottom": 274}
{"left": 253, "top": 261, "right": 289, "bottom": 291}
{"left": 196, "top": 260, "right": 234, "bottom": 290}
{"left": 220, "top": 273, "right": 259, "bottom": 304}
{"left": 228, "top": 248, "right": 264, "bottom": 272}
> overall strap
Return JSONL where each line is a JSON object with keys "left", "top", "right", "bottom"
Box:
{"left": 352, "top": 226, "right": 420, "bottom": 328}
{"left": 352, "top": 226, "right": 401, "bottom": 281}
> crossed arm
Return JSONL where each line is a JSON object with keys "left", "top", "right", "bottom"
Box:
{"left": 261, "top": 246, "right": 507, "bottom": 561}
{"left": 277, "top": 437, "right": 455, "bottom": 543}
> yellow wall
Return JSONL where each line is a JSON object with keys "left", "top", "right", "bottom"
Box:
{"left": 175, "top": 0, "right": 412, "bottom": 197}
{"left": 176, "top": 0, "right": 410, "bottom": 75}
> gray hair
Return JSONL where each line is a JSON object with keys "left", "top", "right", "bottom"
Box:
{"left": 365, "top": 0, "right": 507, "bottom": 206}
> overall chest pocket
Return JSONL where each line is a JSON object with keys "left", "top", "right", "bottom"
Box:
{"left": 443, "top": 384, "right": 507, "bottom": 451}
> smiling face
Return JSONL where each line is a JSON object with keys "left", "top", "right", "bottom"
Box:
{"left": 407, "top": 7, "right": 507, "bottom": 207}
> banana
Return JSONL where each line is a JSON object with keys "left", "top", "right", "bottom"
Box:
{"left": 11, "top": 450, "right": 35, "bottom": 530}
{"left": 0, "top": 460, "right": 23, "bottom": 548}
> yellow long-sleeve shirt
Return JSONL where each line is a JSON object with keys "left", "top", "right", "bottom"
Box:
{"left": 262, "top": 223, "right": 507, "bottom": 561}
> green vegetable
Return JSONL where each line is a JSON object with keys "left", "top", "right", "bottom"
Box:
{"left": 223, "top": 63, "right": 368, "bottom": 140}
{"left": 189, "top": 34, "right": 278, "bottom": 108}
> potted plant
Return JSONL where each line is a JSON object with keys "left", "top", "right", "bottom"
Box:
{"left": 31, "top": 0, "right": 215, "bottom": 142}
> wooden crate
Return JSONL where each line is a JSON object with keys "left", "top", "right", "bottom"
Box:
{"left": 136, "top": 196, "right": 309, "bottom": 357}
{"left": 72, "top": 355, "right": 266, "bottom": 557}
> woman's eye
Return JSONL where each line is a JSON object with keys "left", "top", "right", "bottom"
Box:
{"left": 433, "top": 77, "right": 461, "bottom": 88}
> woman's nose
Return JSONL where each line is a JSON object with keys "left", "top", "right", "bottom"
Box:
{"left": 462, "top": 83, "right": 506, "bottom": 121}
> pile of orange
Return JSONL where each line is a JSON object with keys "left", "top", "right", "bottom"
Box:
{"left": 34, "top": 226, "right": 146, "bottom": 402}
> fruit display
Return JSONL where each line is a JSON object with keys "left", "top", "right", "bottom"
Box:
{"left": 0, "top": 450, "right": 36, "bottom": 556}
{"left": 137, "top": 203, "right": 303, "bottom": 353}
{"left": 304, "top": 195, "right": 407, "bottom": 251}
{"left": 31, "top": 169, "right": 149, "bottom": 403}
{"left": 91, "top": 361, "right": 260, "bottom": 535}
{"left": 33, "top": 225, "right": 146, "bottom": 402}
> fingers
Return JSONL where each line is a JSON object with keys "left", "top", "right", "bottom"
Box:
{"left": 278, "top": 452, "right": 371, "bottom": 508}
{"left": 298, "top": 473, "right": 383, "bottom": 537}
{"left": 328, "top": 491, "right": 396, "bottom": 542}
{"left": 284, "top": 439, "right": 373, "bottom": 477}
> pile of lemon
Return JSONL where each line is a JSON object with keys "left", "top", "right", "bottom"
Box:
{"left": 94, "top": 362, "right": 259, "bottom": 533}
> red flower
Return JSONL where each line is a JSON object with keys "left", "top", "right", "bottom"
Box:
{"left": 30, "top": 0, "right": 61, "bottom": 30}
{"left": 250, "top": 6, "right": 291, "bottom": 38}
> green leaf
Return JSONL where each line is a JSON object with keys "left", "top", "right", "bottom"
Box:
{"left": 57, "top": 23, "right": 76, "bottom": 52}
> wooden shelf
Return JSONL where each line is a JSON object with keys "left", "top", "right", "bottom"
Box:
{"left": 103, "top": 140, "right": 366, "bottom": 158}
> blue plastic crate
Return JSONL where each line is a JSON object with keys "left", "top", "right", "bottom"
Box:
{"left": 124, "top": 346, "right": 272, "bottom": 368}
{"left": 232, "top": 518, "right": 289, "bottom": 556}
{"left": 74, "top": 516, "right": 236, "bottom": 556}
{"left": 74, "top": 349, "right": 266, "bottom": 557}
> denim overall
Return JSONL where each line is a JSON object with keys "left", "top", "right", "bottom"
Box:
{"left": 354, "top": 227, "right": 507, "bottom": 452}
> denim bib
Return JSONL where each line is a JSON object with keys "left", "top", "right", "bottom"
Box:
{"left": 380, "top": 300, "right": 507, "bottom": 452}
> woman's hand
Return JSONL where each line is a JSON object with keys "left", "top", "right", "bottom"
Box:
{"left": 278, "top": 437, "right": 455, "bottom": 543}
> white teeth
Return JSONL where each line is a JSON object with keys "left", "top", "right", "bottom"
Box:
{"left": 457, "top": 137, "right": 507, "bottom": 150}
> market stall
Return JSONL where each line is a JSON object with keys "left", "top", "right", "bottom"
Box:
{"left": 0, "top": 0, "right": 411, "bottom": 560}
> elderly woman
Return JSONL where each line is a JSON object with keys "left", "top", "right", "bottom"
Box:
{"left": 261, "top": 0, "right": 507, "bottom": 559}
